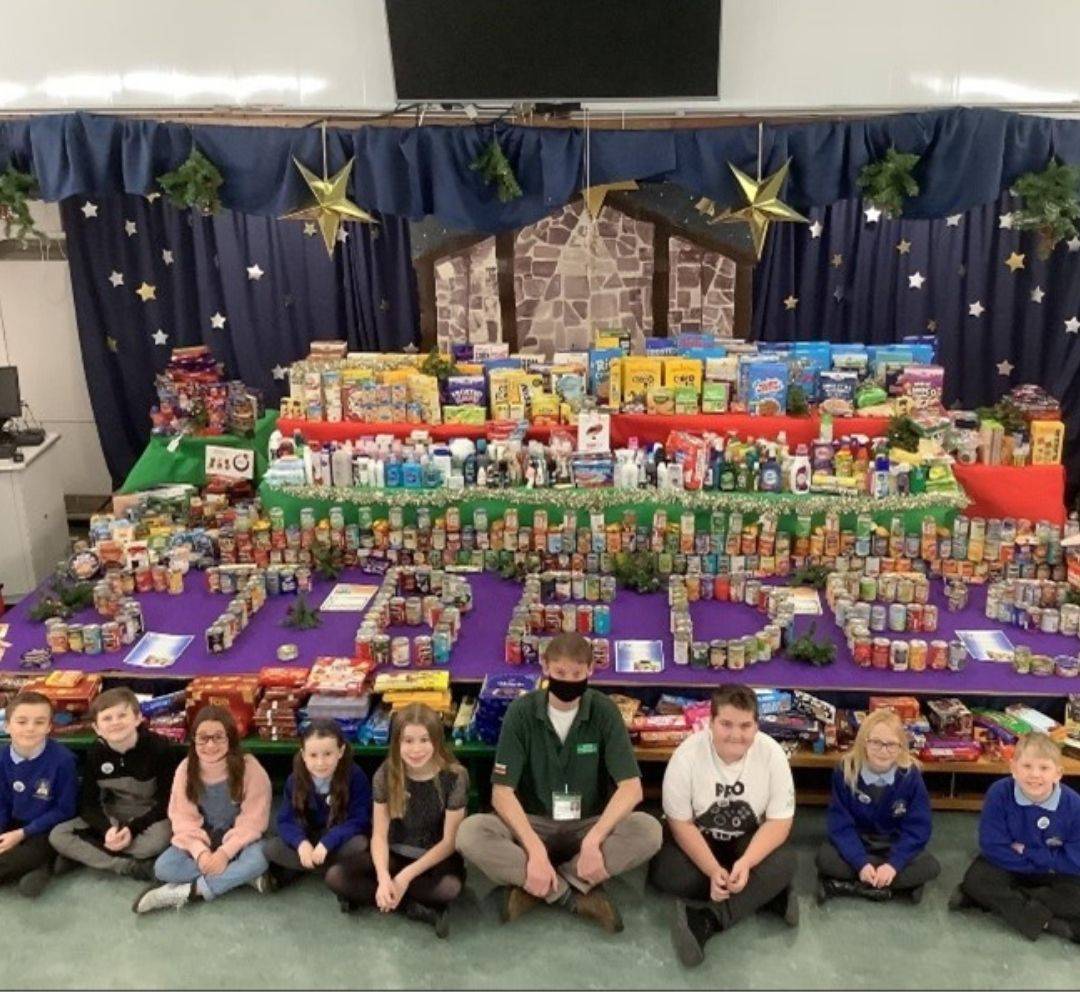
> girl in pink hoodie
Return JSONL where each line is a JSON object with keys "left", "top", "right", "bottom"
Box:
{"left": 133, "top": 705, "right": 271, "bottom": 914}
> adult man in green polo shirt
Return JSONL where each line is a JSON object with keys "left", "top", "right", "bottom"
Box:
{"left": 457, "top": 632, "right": 662, "bottom": 932}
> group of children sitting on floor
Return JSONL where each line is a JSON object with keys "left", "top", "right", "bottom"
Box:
{"left": 0, "top": 682, "right": 1077, "bottom": 954}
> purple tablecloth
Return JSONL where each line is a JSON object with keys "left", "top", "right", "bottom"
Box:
{"left": 3, "top": 571, "right": 1078, "bottom": 697}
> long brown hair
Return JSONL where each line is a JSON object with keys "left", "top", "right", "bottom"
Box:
{"left": 385, "top": 703, "right": 462, "bottom": 820}
{"left": 291, "top": 719, "right": 354, "bottom": 829}
{"left": 842, "top": 708, "right": 917, "bottom": 792}
{"left": 186, "top": 705, "right": 246, "bottom": 804}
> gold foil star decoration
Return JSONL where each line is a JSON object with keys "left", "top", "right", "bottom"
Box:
{"left": 1004, "top": 251, "right": 1026, "bottom": 273}
{"left": 282, "top": 157, "right": 377, "bottom": 257}
{"left": 582, "top": 181, "right": 639, "bottom": 219}
{"left": 696, "top": 160, "right": 808, "bottom": 260}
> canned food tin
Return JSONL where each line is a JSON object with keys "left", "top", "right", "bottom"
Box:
{"left": 691, "top": 641, "right": 709, "bottom": 669}
{"left": 46, "top": 619, "right": 69, "bottom": 655}
{"left": 908, "top": 639, "right": 928, "bottom": 671}
{"left": 869, "top": 604, "right": 887, "bottom": 633}
{"left": 391, "top": 636, "right": 411, "bottom": 667}
{"left": 948, "top": 639, "right": 968, "bottom": 671}
{"left": 1013, "top": 645, "right": 1033, "bottom": 675}
{"left": 413, "top": 636, "right": 433, "bottom": 667}
{"left": 102, "top": 621, "right": 122, "bottom": 653}
{"left": 373, "top": 634, "right": 391, "bottom": 667}
{"left": 727, "top": 639, "right": 746, "bottom": 670}
{"left": 593, "top": 605, "right": 611, "bottom": 636}
{"left": 592, "top": 638, "right": 610, "bottom": 669}
{"left": 709, "top": 640, "right": 727, "bottom": 670}
{"left": 889, "top": 640, "right": 909, "bottom": 671}
{"left": 921, "top": 604, "right": 938, "bottom": 633}
{"left": 888, "top": 603, "right": 908, "bottom": 633}
{"left": 66, "top": 623, "right": 84, "bottom": 653}
{"left": 853, "top": 635, "right": 873, "bottom": 668}
{"left": 872, "top": 637, "right": 890, "bottom": 669}
{"left": 906, "top": 604, "right": 923, "bottom": 633}
{"left": 83, "top": 624, "right": 103, "bottom": 655}
{"left": 929, "top": 640, "right": 948, "bottom": 670}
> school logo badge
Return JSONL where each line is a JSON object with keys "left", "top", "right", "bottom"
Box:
{"left": 891, "top": 800, "right": 908, "bottom": 817}
{"left": 12, "top": 780, "right": 25, "bottom": 793}
{"left": 1037, "top": 816, "right": 1051, "bottom": 830}
{"left": 858, "top": 792, "right": 872, "bottom": 805}
{"left": 34, "top": 779, "right": 51, "bottom": 800}
{"left": 101, "top": 763, "right": 115, "bottom": 774}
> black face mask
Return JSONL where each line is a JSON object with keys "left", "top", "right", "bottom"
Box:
{"left": 547, "top": 675, "right": 588, "bottom": 703}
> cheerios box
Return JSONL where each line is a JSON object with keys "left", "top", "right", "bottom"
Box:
{"left": 739, "top": 359, "right": 789, "bottom": 416}
{"left": 620, "top": 357, "right": 664, "bottom": 406}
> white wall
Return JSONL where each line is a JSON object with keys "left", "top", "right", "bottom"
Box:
{"left": 0, "top": 204, "right": 112, "bottom": 496}
{"left": 2, "top": 0, "right": 1080, "bottom": 113}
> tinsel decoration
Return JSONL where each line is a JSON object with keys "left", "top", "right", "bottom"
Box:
{"left": 157, "top": 146, "right": 224, "bottom": 215}
{"left": 0, "top": 164, "right": 42, "bottom": 243}
{"left": 1013, "top": 158, "right": 1080, "bottom": 259}
{"left": 856, "top": 147, "right": 921, "bottom": 218}
{"left": 469, "top": 135, "right": 523, "bottom": 203}
{"left": 263, "top": 482, "right": 969, "bottom": 517}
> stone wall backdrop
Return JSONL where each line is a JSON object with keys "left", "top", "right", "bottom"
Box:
{"left": 515, "top": 201, "right": 654, "bottom": 356}
{"left": 668, "top": 236, "right": 737, "bottom": 337}
{"left": 433, "top": 237, "right": 500, "bottom": 346}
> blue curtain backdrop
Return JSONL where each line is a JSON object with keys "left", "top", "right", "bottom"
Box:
{"left": 60, "top": 195, "right": 418, "bottom": 484}
{"left": 753, "top": 192, "right": 1080, "bottom": 504}
{"left": 6, "top": 108, "right": 1080, "bottom": 233}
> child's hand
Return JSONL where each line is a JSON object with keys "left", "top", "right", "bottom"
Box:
{"left": 726, "top": 859, "right": 750, "bottom": 894}
{"left": 0, "top": 829, "right": 25, "bottom": 854}
{"left": 875, "top": 864, "right": 897, "bottom": 888}
{"left": 376, "top": 878, "right": 400, "bottom": 912}
{"left": 1010, "top": 842, "right": 1025, "bottom": 855}
{"left": 202, "top": 850, "right": 230, "bottom": 877}
{"left": 709, "top": 867, "right": 730, "bottom": 901}
{"left": 859, "top": 864, "right": 879, "bottom": 886}
{"left": 105, "top": 826, "right": 132, "bottom": 851}
{"left": 297, "top": 841, "right": 316, "bottom": 870}
{"left": 311, "top": 843, "right": 328, "bottom": 867}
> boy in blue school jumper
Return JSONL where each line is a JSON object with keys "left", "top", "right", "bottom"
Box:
{"left": 0, "top": 691, "right": 78, "bottom": 897}
{"left": 816, "top": 709, "right": 940, "bottom": 903}
{"left": 951, "top": 731, "right": 1080, "bottom": 942}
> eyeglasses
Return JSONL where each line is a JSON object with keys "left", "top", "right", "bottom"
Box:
{"left": 867, "top": 739, "right": 902, "bottom": 753}
{"left": 195, "top": 733, "right": 228, "bottom": 746}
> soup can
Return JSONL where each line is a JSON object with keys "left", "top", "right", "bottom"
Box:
{"left": 391, "top": 636, "right": 411, "bottom": 667}
{"left": 929, "top": 640, "right": 949, "bottom": 670}
{"left": 889, "top": 640, "right": 909, "bottom": 671}
{"left": 83, "top": 624, "right": 103, "bottom": 655}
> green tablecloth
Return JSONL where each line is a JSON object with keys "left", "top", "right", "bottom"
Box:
{"left": 119, "top": 412, "right": 278, "bottom": 494}
{"left": 257, "top": 478, "right": 965, "bottom": 534}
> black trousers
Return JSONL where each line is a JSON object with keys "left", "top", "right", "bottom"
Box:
{"left": 647, "top": 826, "right": 796, "bottom": 930}
{"left": 815, "top": 840, "right": 941, "bottom": 891}
{"left": 0, "top": 832, "right": 52, "bottom": 885}
{"left": 332, "top": 848, "right": 466, "bottom": 909}
{"left": 960, "top": 855, "right": 1080, "bottom": 940}
{"left": 264, "top": 834, "right": 370, "bottom": 897}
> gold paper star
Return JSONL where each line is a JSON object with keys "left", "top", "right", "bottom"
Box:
{"left": 105, "top": 336, "right": 118, "bottom": 353}
{"left": 282, "top": 157, "right": 377, "bottom": 257}
{"left": 582, "top": 181, "right": 639, "bottom": 219}
{"left": 896, "top": 239, "right": 912, "bottom": 255}
{"left": 135, "top": 282, "right": 156, "bottom": 303}
{"left": 696, "top": 160, "right": 808, "bottom": 259}
{"left": 830, "top": 253, "right": 844, "bottom": 268}
{"left": 1004, "top": 251, "right": 1026, "bottom": 272}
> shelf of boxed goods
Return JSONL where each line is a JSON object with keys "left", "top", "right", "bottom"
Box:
{"left": 275, "top": 417, "right": 554, "bottom": 445}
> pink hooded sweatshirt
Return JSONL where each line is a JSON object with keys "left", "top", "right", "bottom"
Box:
{"left": 168, "top": 753, "right": 271, "bottom": 860}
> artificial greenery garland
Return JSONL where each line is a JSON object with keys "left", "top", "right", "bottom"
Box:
{"left": 612, "top": 551, "right": 663, "bottom": 594}
{"left": 419, "top": 347, "right": 460, "bottom": 381}
{"left": 283, "top": 593, "right": 321, "bottom": 630}
{"left": 158, "top": 146, "right": 224, "bottom": 215}
{"left": 469, "top": 136, "right": 523, "bottom": 203}
{"left": 787, "top": 622, "right": 836, "bottom": 666}
{"left": 856, "top": 148, "right": 921, "bottom": 218}
{"left": 28, "top": 567, "right": 95, "bottom": 622}
{"left": 1013, "top": 158, "right": 1080, "bottom": 259}
{"left": 0, "top": 164, "right": 42, "bottom": 243}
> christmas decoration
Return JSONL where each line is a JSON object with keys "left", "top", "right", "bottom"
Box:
{"left": 1013, "top": 158, "right": 1080, "bottom": 259}
{"left": 28, "top": 568, "right": 95, "bottom": 623}
{"left": 282, "top": 156, "right": 377, "bottom": 257}
{"left": 612, "top": 551, "right": 663, "bottom": 594}
{"left": 283, "top": 593, "right": 322, "bottom": 630}
{"left": 789, "top": 562, "right": 832, "bottom": 590}
{"left": 157, "top": 146, "right": 224, "bottom": 215}
{"left": 418, "top": 347, "right": 460, "bottom": 381}
{"left": 312, "top": 544, "right": 345, "bottom": 582}
{"left": 886, "top": 415, "right": 921, "bottom": 454}
{"left": 856, "top": 148, "right": 921, "bottom": 218}
{"left": 469, "top": 135, "right": 523, "bottom": 203}
{"left": 696, "top": 159, "right": 808, "bottom": 260}
{"left": 582, "top": 181, "right": 639, "bottom": 219}
{"left": 788, "top": 623, "right": 836, "bottom": 667}
{"left": 0, "top": 164, "right": 41, "bottom": 243}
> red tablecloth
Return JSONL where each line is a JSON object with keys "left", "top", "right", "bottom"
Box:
{"left": 953, "top": 463, "right": 1066, "bottom": 525}
{"left": 609, "top": 413, "right": 890, "bottom": 447}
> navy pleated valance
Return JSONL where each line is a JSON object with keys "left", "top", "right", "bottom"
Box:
{"left": 4, "top": 107, "right": 1080, "bottom": 232}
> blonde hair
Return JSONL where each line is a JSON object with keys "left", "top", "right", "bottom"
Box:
{"left": 1013, "top": 731, "right": 1062, "bottom": 766}
{"left": 384, "top": 703, "right": 463, "bottom": 820}
{"left": 842, "top": 708, "right": 916, "bottom": 792}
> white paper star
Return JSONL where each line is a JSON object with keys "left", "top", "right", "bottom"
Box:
{"left": 946, "top": 214, "right": 962, "bottom": 227}
{"left": 908, "top": 272, "right": 926, "bottom": 290}
{"left": 996, "top": 359, "right": 1014, "bottom": 376}
{"left": 1069, "top": 236, "right": 1080, "bottom": 253}
{"left": 145, "top": 192, "right": 161, "bottom": 204}
{"left": 1030, "top": 286, "right": 1046, "bottom": 303}
{"left": 783, "top": 294, "right": 798, "bottom": 311}
{"left": 1065, "top": 316, "right": 1080, "bottom": 334}
{"left": 336, "top": 228, "right": 349, "bottom": 243}
{"left": 124, "top": 220, "right": 137, "bottom": 237}
{"left": 210, "top": 312, "right": 227, "bottom": 330}
{"left": 162, "top": 249, "right": 174, "bottom": 266}
{"left": 108, "top": 271, "right": 124, "bottom": 288}
{"left": 808, "top": 220, "right": 823, "bottom": 239}
{"left": 303, "top": 222, "right": 317, "bottom": 237}
{"left": 246, "top": 264, "right": 265, "bottom": 281}
{"left": 896, "top": 239, "right": 912, "bottom": 255}
{"left": 968, "top": 300, "right": 986, "bottom": 318}
{"left": 152, "top": 329, "right": 169, "bottom": 346}
{"left": 864, "top": 206, "right": 882, "bottom": 224}
{"left": 272, "top": 365, "right": 288, "bottom": 381}
{"left": 80, "top": 201, "right": 98, "bottom": 219}
{"left": 998, "top": 212, "right": 1015, "bottom": 229}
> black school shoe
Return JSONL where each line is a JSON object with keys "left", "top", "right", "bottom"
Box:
{"left": 404, "top": 898, "right": 450, "bottom": 939}
{"left": 948, "top": 885, "right": 975, "bottom": 912}
{"left": 51, "top": 854, "right": 78, "bottom": 878}
{"left": 121, "top": 859, "right": 158, "bottom": 882}
{"left": 17, "top": 867, "right": 51, "bottom": 899}
{"left": 671, "top": 899, "right": 719, "bottom": 968}
{"left": 820, "top": 878, "right": 891, "bottom": 902}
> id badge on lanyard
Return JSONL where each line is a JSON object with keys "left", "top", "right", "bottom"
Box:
{"left": 552, "top": 786, "right": 582, "bottom": 821}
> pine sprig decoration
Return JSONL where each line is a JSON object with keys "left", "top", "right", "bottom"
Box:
{"left": 886, "top": 415, "right": 921, "bottom": 454}
{"left": 469, "top": 136, "right": 523, "bottom": 203}
{"left": 283, "top": 592, "right": 322, "bottom": 630}
{"left": 29, "top": 567, "right": 95, "bottom": 622}
{"left": 158, "top": 146, "right": 224, "bottom": 215}
{"left": 612, "top": 551, "right": 662, "bottom": 594}
{"left": 787, "top": 622, "right": 836, "bottom": 667}
{"left": 789, "top": 562, "right": 832, "bottom": 590}
{"left": 856, "top": 148, "right": 921, "bottom": 218}
{"left": 312, "top": 544, "right": 345, "bottom": 582}
{"left": 0, "top": 164, "right": 42, "bottom": 243}
{"left": 419, "top": 347, "right": 459, "bottom": 381}
{"left": 1013, "top": 158, "right": 1080, "bottom": 259}
{"left": 786, "top": 384, "right": 810, "bottom": 417}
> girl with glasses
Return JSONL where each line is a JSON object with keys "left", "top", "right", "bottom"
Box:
{"left": 816, "top": 708, "right": 940, "bottom": 904}
{"left": 133, "top": 705, "right": 272, "bottom": 913}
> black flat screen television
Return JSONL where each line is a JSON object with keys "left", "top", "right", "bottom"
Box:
{"left": 386, "top": 0, "right": 722, "bottom": 101}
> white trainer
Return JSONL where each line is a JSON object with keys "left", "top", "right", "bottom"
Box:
{"left": 248, "top": 873, "right": 272, "bottom": 895}
{"left": 132, "top": 882, "right": 192, "bottom": 914}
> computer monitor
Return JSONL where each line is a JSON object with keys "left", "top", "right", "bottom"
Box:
{"left": 0, "top": 366, "right": 22, "bottom": 422}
